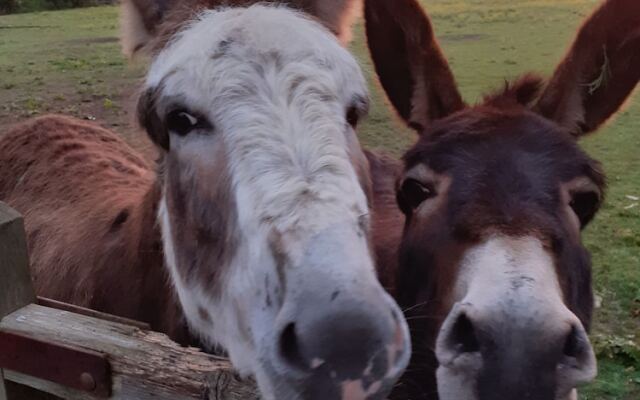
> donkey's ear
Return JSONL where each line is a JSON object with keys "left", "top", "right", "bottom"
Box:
{"left": 536, "top": 0, "right": 640, "bottom": 137}
{"left": 308, "top": 0, "right": 363, "bottom": 45}
{"left": 364, "top": 0, "right": 465, "bottom": 133}
{"left": 120, "top": 0, "right": 174, "bottom": 58}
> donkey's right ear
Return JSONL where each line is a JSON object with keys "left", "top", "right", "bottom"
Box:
{"left": 364, "top": 0, "right": 465, "bottom": 133}
{"left": 120, "top": 0, "right": 172, "bottom": 58}
{"left": 536, "top": 0, "right": 640, "bottom": 137}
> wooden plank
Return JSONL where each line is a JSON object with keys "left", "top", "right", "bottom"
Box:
{"left": 36, "top": 298, "right": 150, "bottom": 331}
{"left": 0, "top": 202, "right": 35, "bottom": 319}
{"left": 0, "top": 304, "right": 259, "bottom": 400}
{"left": 5, "top": 369, "right": 257, "bottom": 400}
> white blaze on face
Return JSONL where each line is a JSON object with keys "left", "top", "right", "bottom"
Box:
{"left": 436, "top": 236, "right": 562, "bottom": 399}
{"left": 436, "top": 235, "right": 596, "bottom": 400}
{"left": 453, "top": 236, "right": 566, "bottom": 323}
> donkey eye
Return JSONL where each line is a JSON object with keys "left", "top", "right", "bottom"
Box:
{"left": 346, "top": 106, "right": 360, "bottom": 128}
{"left": 399, "top": 179, "right": 435, "bottom": 212}
{"left": 569, "top": 191, "right": 600, "bottom": 228}
{"left": 166, "top": 110, "right": 202, "bottom": 136}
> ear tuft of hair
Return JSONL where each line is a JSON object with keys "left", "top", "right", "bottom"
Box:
{"left": 483, "top": 74, "right": 545, "bottom": 108}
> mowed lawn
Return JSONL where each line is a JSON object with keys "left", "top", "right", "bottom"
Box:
{"left": 0, "top": 1, "right": 638, "bottom": 398}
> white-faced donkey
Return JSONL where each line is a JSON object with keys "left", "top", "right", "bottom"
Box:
{"left": 0, "top": 1, "right": 411, "bottom": 399}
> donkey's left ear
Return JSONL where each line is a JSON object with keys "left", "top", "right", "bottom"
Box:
{"left": 536, "top": 0, "right": 640, "bottom": 137}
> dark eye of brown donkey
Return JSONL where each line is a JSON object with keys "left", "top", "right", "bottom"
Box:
{"left": 398, "top": 178, "right": 436, "bottom": 213}
{"left": 569, "top": 190, "right": 601, "bottom": 227}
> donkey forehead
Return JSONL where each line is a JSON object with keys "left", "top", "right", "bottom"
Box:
{"left": 147, "top": 5, "right": 365, "bottom": 97}
{"left": 410, "top": 113, "right": 597, "bottom": 184}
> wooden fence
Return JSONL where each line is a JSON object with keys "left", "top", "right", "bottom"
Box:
{"left": 0, "top": 202, "right": 259, "bottom": 400}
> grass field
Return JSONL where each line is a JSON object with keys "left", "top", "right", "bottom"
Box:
{"left": 0, "top": 1, "right": 638, "bottom": 398}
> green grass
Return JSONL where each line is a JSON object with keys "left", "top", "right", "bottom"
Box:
{"left": 0, "top": 6, "right": 148, "bottom": 149}
{"left": 1, "top": 2, "right": 639, "bottom": 398}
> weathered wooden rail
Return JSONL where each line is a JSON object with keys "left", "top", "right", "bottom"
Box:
{"left": 0, "top": 202, "right": 259, "bottom": 399}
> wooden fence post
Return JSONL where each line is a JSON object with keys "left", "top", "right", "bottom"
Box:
{"left": 0, "top": 202, "right": 35, "bottom": 318}
{"left": 0, "top": 202, "right": 36, "bottom": 400}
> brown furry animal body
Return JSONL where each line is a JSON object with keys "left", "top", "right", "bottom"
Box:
{"left": 0, "top": 115, "right": 191, "bottom": 343}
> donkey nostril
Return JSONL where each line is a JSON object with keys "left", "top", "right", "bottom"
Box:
{"left": 279, "top": 323, "right": 306, "bottom": 369}
{"left": 563, "top": 325, "right": 582, "bottom": 358}
{"left": 451, "top": 313, "right": 480, "bottom": 353}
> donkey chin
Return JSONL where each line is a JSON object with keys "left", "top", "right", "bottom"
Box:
{"left": 164, "top": 218, "right": 412, "bottom": 400}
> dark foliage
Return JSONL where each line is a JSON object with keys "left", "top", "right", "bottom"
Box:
{"left": 0, "top": 0, "right": 115, "bottom": 14}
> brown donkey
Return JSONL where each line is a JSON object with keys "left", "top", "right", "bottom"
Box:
{"left": 364, "top": 0, "right": 640, "bottom": 399}
{"left": 0, "top": 2, "right": 412, "bottom": 399}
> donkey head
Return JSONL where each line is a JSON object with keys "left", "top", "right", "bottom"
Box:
{"left": 365, "top": 0, "right": 639, "bottom": 399}
{"left": 128, "top": 2, "right": 410, "bottom": 399}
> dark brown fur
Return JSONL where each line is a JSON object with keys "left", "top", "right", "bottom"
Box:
{"left": 364, "top": 0, "right": 639, "bottom": 398}
{"left": 365, "top": 150, "right": 403, "bottom": 295}
{"left": 162, "top": 143, "right": 239, "bottom": 296}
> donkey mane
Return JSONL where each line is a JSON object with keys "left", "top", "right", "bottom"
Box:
{"left": 482, "top": 74, "right": 545, "bottom": 108}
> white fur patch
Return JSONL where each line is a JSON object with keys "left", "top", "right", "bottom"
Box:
{"left": 452, "top": 236, "right": 565, "bottom": 317}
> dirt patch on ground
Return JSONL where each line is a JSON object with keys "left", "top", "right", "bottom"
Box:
{"left": 0, "top": 76, "right": 157, "bottom": 161}
{"left": 440, "top": 33, "right": 488, "bottom": 42}
{"left": 68, "top": 36, "right": 119, "bottom": 45}
{"left": 0, "top": 25, "right": 56, "bottom": 29}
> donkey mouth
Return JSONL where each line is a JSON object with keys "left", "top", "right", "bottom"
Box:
{"left": 262, "top": 333, "right": 407, "bottom": 400}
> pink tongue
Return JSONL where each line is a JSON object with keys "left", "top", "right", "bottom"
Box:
{"left": 341, "top": 379, "right": 383, "bottom": 400}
